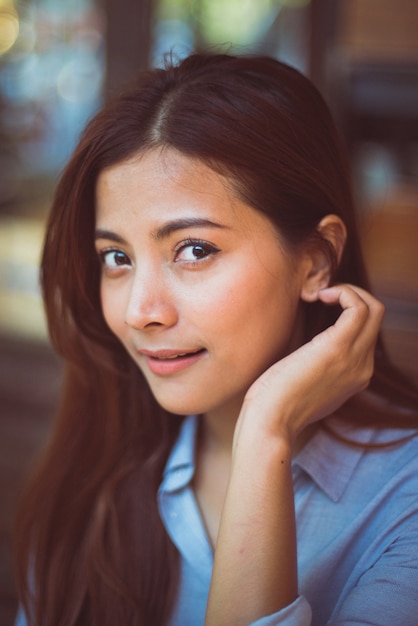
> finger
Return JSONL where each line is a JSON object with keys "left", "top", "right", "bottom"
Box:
{"left": 318, "top": 284, "right": 385, "bottom": 343}
{"left": 310, "top": 287, "right": 383, "bottom": 391}
{"left": 319, "top": 283, "right": 383, "bottom": 312}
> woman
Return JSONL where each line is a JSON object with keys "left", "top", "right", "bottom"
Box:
{"left": 15, "top": 53, "right": 418, "bottom": 626}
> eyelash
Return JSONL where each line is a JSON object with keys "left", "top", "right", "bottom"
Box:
{"left": 173, "top": 238, "right": 220, "bottom": 264}
{"left": 98, "top": 248, "right": 131, "bottom": 272}
{"left": 97, "top": 239, "right": 220, "bottom": 273}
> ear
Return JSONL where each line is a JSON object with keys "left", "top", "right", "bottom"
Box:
{"left": 300, "top": 214, "right": 347, "bottom": 303}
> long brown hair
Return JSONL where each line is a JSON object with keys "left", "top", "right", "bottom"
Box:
{"left": 15, "top": 53, "right": 418, "bottom": 626}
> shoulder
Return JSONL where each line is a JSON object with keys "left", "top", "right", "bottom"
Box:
{"left": 296, "top": 418, "right": 418, "bottom": 506}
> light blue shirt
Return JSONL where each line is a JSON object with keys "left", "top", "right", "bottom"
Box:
{"left": 15, "top": 415, "right": 418, "bottom": 626}
{"left": 159, "top": 415, "right": 418, "bottom": 626}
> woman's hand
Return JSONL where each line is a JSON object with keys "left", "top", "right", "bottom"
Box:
{"left": 236, "top": 284, "right": 385, "bottom": 449}
{"left": 205, "top": 285, "right": 384, "bottom": 626}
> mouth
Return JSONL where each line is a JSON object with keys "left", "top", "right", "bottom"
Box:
{"left": 140, "top": 348, "right": 205, "bottom": 360}
{"left": 139, "top": 348, "right": 207, "bottom": 375}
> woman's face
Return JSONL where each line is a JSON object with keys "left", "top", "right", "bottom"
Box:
{"left": 95, "top": 148, "right": 311, "bottom": 422}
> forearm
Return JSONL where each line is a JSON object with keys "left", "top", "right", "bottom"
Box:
{"left": 205, "top": 426, "right": 297, "bottom": 626}
{"left": 204, "top": 285, "right": 384, "bottom": 626}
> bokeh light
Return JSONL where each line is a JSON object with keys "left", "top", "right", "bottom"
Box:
{"left": 0, "top": 4, "right": 19, "bottom": 56}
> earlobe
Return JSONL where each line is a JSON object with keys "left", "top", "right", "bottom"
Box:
{"left": 300, "top": 214, "right": 347, "bottom": 303}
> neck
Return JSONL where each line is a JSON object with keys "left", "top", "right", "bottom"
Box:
{"left": 200, "top": 398, "right": 243, "bottom": 456}
{"left": 199, "top": 403, "right": 320, "bottom": 461}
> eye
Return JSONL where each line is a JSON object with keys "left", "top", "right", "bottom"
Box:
{"left": 174, "top": 239, "right": 220, "bottom": 264}
{"left": 99, "top": 248, "right": 131, "bottom": 270}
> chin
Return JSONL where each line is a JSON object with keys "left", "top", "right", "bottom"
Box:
{"left": 149, "top": 385, "right": 245, "bottom": 421}
{"left": 152, "top": 395, "right": 208, "bottom": 417}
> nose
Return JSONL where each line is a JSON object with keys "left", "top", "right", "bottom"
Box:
{"left": 124, "top": 269, "right": 178, "bottom": 331}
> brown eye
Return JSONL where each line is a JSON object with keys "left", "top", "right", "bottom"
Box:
{"left": 175, "top": 239, "right": 220, "bottom": 263}
{"left": 100, "top": 249, "right": 131, "bottom": 268}
{"left": 190, "top": 245, "right": 206, "bottom": 258}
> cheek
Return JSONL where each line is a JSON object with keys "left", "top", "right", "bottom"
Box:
{"left": 192, "top": 261, "right": 300, "bottom": 355}
{"left": 100, "top": 284, "right": 126, "bottom": 338}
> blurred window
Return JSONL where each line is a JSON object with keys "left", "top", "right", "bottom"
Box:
{"left": 0, "top": 0, "right": 104, "bottom": 179}
{"left": 152, "top": 0, "right": 310, "bottom": 71}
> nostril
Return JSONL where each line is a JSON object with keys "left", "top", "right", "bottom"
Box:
{"left": 124, "top": 297, "right": 178, "bottom": 330}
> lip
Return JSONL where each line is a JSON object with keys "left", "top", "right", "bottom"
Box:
{"left": 138, "top": 348, "right": 207, "bottom": 376}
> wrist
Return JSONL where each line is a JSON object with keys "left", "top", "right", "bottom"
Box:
{"left": 234, "top": 397, "right": 297, "bottom": 455}
{"left": 232, "top": 409, "right": 294, "bottom": 467}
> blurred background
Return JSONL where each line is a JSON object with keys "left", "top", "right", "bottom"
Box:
{"left": 0, "top": 0, "right": 417, "bottom": 622}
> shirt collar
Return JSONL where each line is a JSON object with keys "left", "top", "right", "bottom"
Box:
{"left": 294, "top": 418, "right": 377, "bottom": 502}
{"left": 161, "top": 414, "right": 380, "bottom": 503}
{"left": 160, "top": 415, "right": 198, "bottom": 493}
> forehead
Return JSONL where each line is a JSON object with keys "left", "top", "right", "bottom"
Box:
{"left": 97, "top": 149, "right": 231, "bottom": 212}
{"left": 97, "top": 148, "right": 231, "bottom": 194}
{"left": 95, "top": 148, "right": 276, "bottom": 239}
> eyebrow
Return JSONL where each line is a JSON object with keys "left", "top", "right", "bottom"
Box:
{"left": 95, "top": 218, "right": 227, "bottom": 244}
{"left": 152, "top": 217, "right": 227, "bottom": 240}
{"left": 94, "top": 229, "right": 127, "bottom": 244}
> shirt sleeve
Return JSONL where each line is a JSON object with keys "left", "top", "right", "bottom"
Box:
{"left": 328, "top": 519, "right": 418, "bottom": 625}
{"left": 249, "top": 511, "right": 418, "bottom": 626}
{"left": 250, "top": 596, "right": 312, "bottom": 626}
